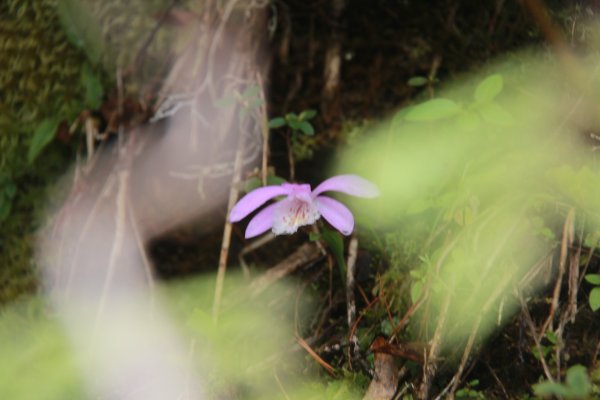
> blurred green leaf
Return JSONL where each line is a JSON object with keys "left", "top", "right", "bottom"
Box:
{"left": 474, "top": 74, "right": 504, "bottom": 103}
{"left": 477, "top": 101, "right": 514, "bottom": 126}
{"left": 564, "top": 365, "right": 591, "bottom": 397}
{"left": 28, "top": 118, "right": 60, "bottom": 164}
{"left": 404, "top": 99, "right": 461, "bottom": 121}
{"left": 533, "top": 365, "right": 590, "bottom": 399}
{"left": 299, "top": 121, "right": 315, "bottom": 136}
{"left": 268, "top": 117, "right": 286, "bottom": 129}
{"left": 243, "top": 177, "right": 262, "bottom": 192}
{"left": 266, "top": 175, "right": 287, "bottom": 185}
{"left": 407, "top": 76, "right": 429, "bottom": 87}
{"left": 80, "top": 64, "right": 103, "bottom": 109}
{"left": 533, "top": 381, "right": 570, "bottom": 398}
{"left": 585, "top": 274, "right": 600, "bottom": 285}
{"left": 546, "top": 331, "right": 558, "bottom": 345}
{"left": 589, "top": 287, "right": 600, "bottom": 311}
{"left": 56, "top": 0, "right": 103, "bottom": 63}
{"left": 299, "top": 109, "right": 317, "bottom": 120}
{"left": 288, "top": 118, "right": 302, "bottom": 131}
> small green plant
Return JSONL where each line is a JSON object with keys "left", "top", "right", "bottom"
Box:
{"left": 456, "top": 379, "right": 485, "bottom": 399}
{"left": 268, "top": 109, "right": 316, "bottom": 136}
{"left": 268, "top": 109, "right": 317, "bottom": 180}
{"left": 403, "top": 74, "right": 513, "bottom": 128}
{"left": 533, "top": 364, "right": 591, "bottom": 399}
{"left": 584, "top": 274, "right": 600, "bottom": 311}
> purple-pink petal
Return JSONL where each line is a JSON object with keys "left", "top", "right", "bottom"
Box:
{"left": 244, "top": 203, "right": 277, "bottom": 238}
{"left": 315, "top": 196, "right": 354, "bottom": 236}
{"left": 229, "top": 185, "right": 291, "bottom": 222}
{"left": 311, "top": 174, "right": 380, "bottom": 198}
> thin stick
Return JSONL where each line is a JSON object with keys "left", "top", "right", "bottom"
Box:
{"left": 256, "top": 71, "right": 270, "bottom": 186}
{"left": 418, "top": 288, "right": 451, "bottom": 400}
{"left": 296, "top": 335, "right": 336, "bottom": 376}
{"left": 212, "top": 125, "right": 246, "bottom": 323}
{"left": 517, "top": 290, "right": 555, "bottom": 382}
{"left": 346, "top": 236, "right": 359, "bottom": 365}
{"left": 541, "top": 209, "right": 574, "bottom": 335}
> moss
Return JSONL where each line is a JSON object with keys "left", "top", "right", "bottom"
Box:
{"left": 0, "top": 0, "right": 89, "bottom": 302}
{"left": 0, "top": 0, "right": 85, "bottom": 172}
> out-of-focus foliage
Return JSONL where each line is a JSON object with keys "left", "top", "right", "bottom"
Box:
{"left": 584, "top": 273, "right": 600, "bottom": 311}
{"left": 0, "top": 275, "right": 363, "bottom": 399}
{"left": 339, "top": 52, "right": 600, "bottom": 352}
{"left": 0, "top": 298, "right": 85, "bottom": 399}
{"left": 533, "top": 364, "right": 591, "bottom": 399}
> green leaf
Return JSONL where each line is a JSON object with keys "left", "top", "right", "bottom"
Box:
{"left": 407, "top": 76, "right": 429, "bottom": 87}
{"left": 80, "top": 63, "right": 103, "bottom": 109}
{"left": 299, "top": 109, "right": 317, "bottom": 120}
{"left": 243, "top": 177, "right": 262, "bottom": 192}
{"left": 589, "top": 287, "right": 600, "bottom": 311}
{"left": 287, "top": 118, "right": 302, "bottom": 131}
{"left": 534, "top": 365, "right": 591, "bottom": 399}
{"left": 56, "top": 0, "right": 104, "bottom": 63}
{"left": 268, "top": 117, "right": 286, "bottom": 129}
{"left": 266, "top": 175, "right": 287, "bottom": 186}
{"left": 285, "top": 112, "right": 299, "bottom": 122}
{"left": 565, "top": 365, "right": 591, "bottom": 398}
{"left": 308, "top": 232, "right": 320, "bottom": 242}
{"left": 584, "top": 274, "right": 600, "bottom": 285}
{"left": 474, "top": 74, "right": 504, "bottom": 103}
{"left": 321, "top": 228, "right": 346, "bottom": 281}
{"left": 533, "top": 381, "right": 570, "bottom": 397}
{"left": 404, "top": 99, "right": 461, "bottom": 121}
{"left": 478, "top": 101, "right": 514, "bottom": 126}
{"left": 28, "top": 118, "right": 60, "bottom": 164}
{"left": 545, "top": 331, "right": 557, "bottom": 345}
{"left": 299, "top": 121, "right": 315, "bottom": 135}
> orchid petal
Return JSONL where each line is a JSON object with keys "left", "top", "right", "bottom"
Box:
{"left": 245, "top": 203, "right": 277, "bottom": 239}
{"left": 315, "top": 196, "right": 354, "bottom": 235}
{"left": 229, "top": 186, "right": 291, "bottom": 222}
{"left": 312, "top": 174, "right": 380, "bottom": 198}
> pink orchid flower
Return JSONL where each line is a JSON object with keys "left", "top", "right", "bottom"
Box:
{"left": 229, "top": 174, "right": 379, "bottom": 239}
